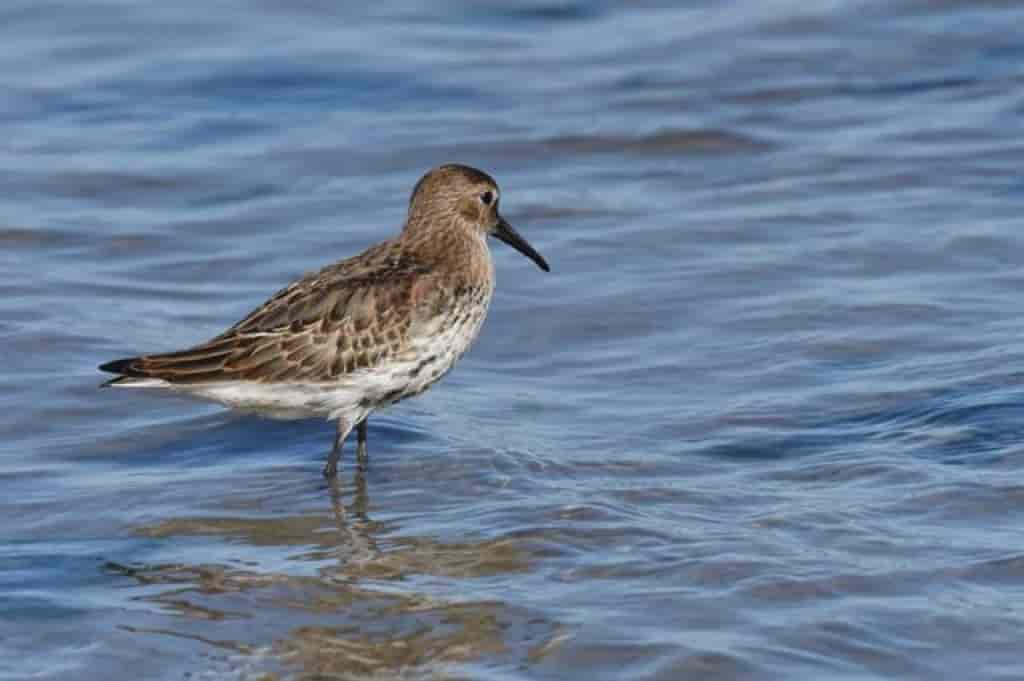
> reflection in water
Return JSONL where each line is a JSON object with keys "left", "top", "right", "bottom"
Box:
{"left": 110, "top": 471, "right": 558, "bottom": 679}
{"left": 323, "top": 473, "right": 378, "bottom": 576}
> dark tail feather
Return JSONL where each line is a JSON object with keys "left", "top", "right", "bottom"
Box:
{"left": 98, "top": 356, "right": 148, "bottom": 388}
{"left": 99, "top": 356, "right": 145, "bottom": 377}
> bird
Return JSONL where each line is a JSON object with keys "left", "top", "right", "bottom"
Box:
{"left": 99, "top": 164, "right": 550, "bottom": 477}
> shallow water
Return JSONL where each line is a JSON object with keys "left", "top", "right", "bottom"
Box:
{"left": 3, "top": 1, "right": 1024, "bottom": 679}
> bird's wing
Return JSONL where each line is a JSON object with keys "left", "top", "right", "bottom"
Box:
{"left": 100, "top": 245, "right": 441, "bottom": 384}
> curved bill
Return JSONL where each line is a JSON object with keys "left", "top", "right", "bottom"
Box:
{"left": 493, "top": 216, "right": 550, "bottom": 272}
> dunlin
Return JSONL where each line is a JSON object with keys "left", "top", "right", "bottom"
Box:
{"left": 100, "top": 164, "right": 549, "bottom": 477}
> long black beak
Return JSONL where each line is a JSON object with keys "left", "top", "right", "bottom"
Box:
{"left": 493, "top": 215, "right": 550, "bottom": 272}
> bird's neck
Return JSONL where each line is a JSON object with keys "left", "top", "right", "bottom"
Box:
{"left": 401, "top": 219, "right": 494, "bottom": 287}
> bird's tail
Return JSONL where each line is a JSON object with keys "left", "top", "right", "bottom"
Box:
{"left": 98, "top": 338, "right": 239, "bottom": 387}
{"left": 98, "top": 356, "right": 161, "bottom": 387}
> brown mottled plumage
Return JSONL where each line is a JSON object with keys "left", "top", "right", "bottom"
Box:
{"left": 99, "top": 164, "right": 549, "bottom": 477}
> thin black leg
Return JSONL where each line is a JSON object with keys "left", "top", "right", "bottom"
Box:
{"left": 356, "top": 418, "right": 368, "bottom": 470}
{"left": 323, "top": 418, "right": 353, "bottom": 478}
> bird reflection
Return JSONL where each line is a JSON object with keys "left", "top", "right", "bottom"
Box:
{"left": 327, "top": 468, "right": 369, "bottom": 521}
{"left": 324, "top": 470, "right": 378, "bottom": 570}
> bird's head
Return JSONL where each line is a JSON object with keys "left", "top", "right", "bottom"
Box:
{"left": 406, "top": 164, "right": 550, "bottom": 272}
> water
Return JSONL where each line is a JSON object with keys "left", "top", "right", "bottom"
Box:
{"left": 3, "top": 1, "right": 1024, "bottom": 679}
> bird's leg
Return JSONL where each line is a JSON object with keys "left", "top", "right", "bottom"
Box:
{"left": 323, "top": 418, "right": 353, "bottom": 478}
{"left": 356, "top": 418, "right": 368, "bottom": 471}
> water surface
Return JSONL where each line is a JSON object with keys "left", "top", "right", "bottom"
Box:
{"left": 3, "top": 1, "right": 1024, "bottom": 679}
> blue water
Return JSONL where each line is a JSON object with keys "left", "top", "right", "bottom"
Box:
{"left": 3, "top": 1, "right": 1024, "bottom": 679}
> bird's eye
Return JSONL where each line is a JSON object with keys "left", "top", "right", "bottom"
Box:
{"left": 480, "top": 191, "right": 494, "bottom": 206}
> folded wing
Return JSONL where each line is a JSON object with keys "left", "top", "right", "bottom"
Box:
{"left": 100, "top": 244, "right": 437, "bottom": 385}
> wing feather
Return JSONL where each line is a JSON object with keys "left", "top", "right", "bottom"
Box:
{"left": 100, "top": 242, "right": 439, "bottom": 385}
